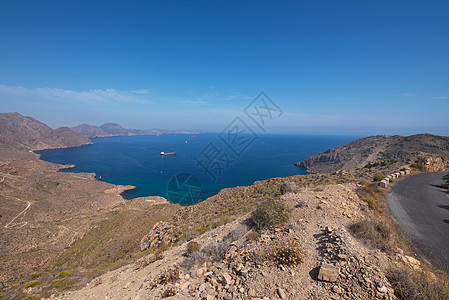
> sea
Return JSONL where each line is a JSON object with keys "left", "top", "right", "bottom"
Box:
{"left": 36, "top": 133, "right": 358, "bottom": 205}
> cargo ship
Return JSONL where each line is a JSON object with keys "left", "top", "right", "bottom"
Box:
{"left": 160, "top": 151, "right": 176, "bottom": 156}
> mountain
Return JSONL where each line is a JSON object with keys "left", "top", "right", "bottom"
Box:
{"left": 72, "top": 123, "right": 202, "bottom": 138}
{"left": 71, "top": 123, "right": 112, "bottom": 138}
{"left": 0, "top": 112, "right": 92, "bottom": 151}
{"left": 296, "top": 134, "right": 449, "bottom": 173}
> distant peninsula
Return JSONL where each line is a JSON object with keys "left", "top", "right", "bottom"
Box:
{"left": 72, "top": 123, "right": 203, "bottom": 138}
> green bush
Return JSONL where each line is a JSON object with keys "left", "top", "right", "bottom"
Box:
{"left": 24, "top": 280, "right": 41, "bottom": 288}
{"left": 443, "top": 174, "right": 449, "bottom": 189}
{"left": 360, "top": 197, "right": 374, "bottom": 209}
{"left": 373, "top": 174, "right": 387, "bottom": 182}
{"left": 59, "top": 270, "right": 72, "bottom": 277}
{"left": 252, "top": 198, "right": 290, "bottom": 230}
{"left": 410, "top": 160, "right": 426, "bottom": 171}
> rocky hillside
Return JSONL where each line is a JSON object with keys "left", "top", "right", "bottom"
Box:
{"left": 72, "top": 123, "right": 203, "bottom": 138}
{"left": 0, "top": 112, "right": 92, "bottom": 151}
{"left": 296, "top": 134, "right": 449, "bottom": 173}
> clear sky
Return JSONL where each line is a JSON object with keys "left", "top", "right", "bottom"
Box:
{"left": 0, "top": 0, "right": 448, "bottom": 135}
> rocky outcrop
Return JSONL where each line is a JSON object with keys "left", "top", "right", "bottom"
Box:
{"left": 140, "top": 221, "right": 177, "bottom": 251}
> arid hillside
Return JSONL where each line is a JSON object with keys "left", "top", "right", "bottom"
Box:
{"left": 0, "top": 112, "right": 92, "bottom": 152}
{"left": 296, "top": 134, "right": 449, "bottom": 173}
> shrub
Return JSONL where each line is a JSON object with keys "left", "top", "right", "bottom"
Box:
{"left": 211, "top": 215, "right": 236, "bottom": 229}
{"left": 349, "top": 220, "right": 394, "bottom": 252}
{"left": 155, "top": 266, "right": 180, "bottom": 285}
{"left": 410, "top": 160, "right": 426, "bottom": 171}
{"left": 360, "top": 197, "right": 374, "bottom": 209}
{"left": 389, "top": 178, "right": 394, "bottom": 183}
{"left": 59, "top": 270, "right": 72, "bottom": 277}
{"left": 373, "top": 174, "right": 387, "bottom": 182}
{"left": 387, "top": 264, "right": 449, "bottom": 300}
{"left": 252, "top": 198, "right": 290, "bottom": 230}
{"left": 24, "top": 280, "right": 41, "bottom": 288}
{"left": 272, "top": 240, "right": 304, "bottom": 267}
{"left": 443, "top": 174, "right": 449, "bottom": 189}
{"left": 161, "top": 286, "right": 177, "bottom": 298}
{"left": 185, "top": 241, "right": 201, "bottom": 256}
{"left": 51, "top": 278, "right": 64, "bottom": 287}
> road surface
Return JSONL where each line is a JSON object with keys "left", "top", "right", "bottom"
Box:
{"left": 387, "top": 172, "right": 449, "bottom": 271}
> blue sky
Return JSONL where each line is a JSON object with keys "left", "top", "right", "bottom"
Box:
{"left": 0, "top": 0, "right": 448, "bottom": 135}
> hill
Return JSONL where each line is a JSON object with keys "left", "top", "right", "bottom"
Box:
{"left": 0, "top": 112, "right": 92, "bottom": 152}
{"left": 296, "top": 134, "right": 449, "bottom": 173}
{"left": 72, "top": 123, "right": 202, "bottom": 138}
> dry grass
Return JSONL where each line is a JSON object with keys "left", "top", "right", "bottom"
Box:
{"left": 155, "top": 266, "right": 180, "bottom": 285}
{"left": 349, "top": 219, "right": 396, "bottom": 252}
{"left": 272, "top": 239, "right": 304, "bottom": 267}
{"left": 161, "top": 286, "right": 177, "bottom": 298}
{"left": 185, "top": 241, "right": 201, "bottom": 256}
{"left": 387, "top": 263, "right": 449, "bottom": 300}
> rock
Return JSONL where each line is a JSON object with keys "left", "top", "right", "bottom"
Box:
{"left": 248, "top": 288, "right": 256, "bottom": 297}
{"left": 179, "top": 281, "right": 190, "bottom": 290}
{"left": 377, "top": 285, "right": 388, "bottom": 293}
{"left": 332, "top": 285, "right": 343, "bottom": 294}
{"left": 317, "top": 264, "right": 340, "bottom": 282}
{"left": 337, "top": 254, "right": 347, "bottom": 260}
{"left": 206, "top": 295, "right": 214, "bottom": 300}
{"left": 277, "top": 287, "right": 286, "bottom": 299}
{"left": 280, "top": 182, "right": 298, "bottom": 195}
{"left": 221, "top": 271, "right": 232, "bottom": 285}
{"left": 140, "top": 235, "right": 150, "bottom": 251}
{"left": 223, "top": 296, "right": 232, "bottom": 300}
{"left": 196, "top": 268, "right": 206, "bottom": 277}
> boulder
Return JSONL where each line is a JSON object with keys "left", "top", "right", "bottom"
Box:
{"left": 400, "top": 171, "right": 406, "bottom": 176}
{"left": 379, "top": 180, "right": 388, "bottom": 188}
{"left": 404, "top": 169, "right": 411, "bottom": 174}
{"left": 280, "top": 182, "right": 298, "bottom": 195}
{"left": 317, "top": 264, "right": 340, "bottom": 282}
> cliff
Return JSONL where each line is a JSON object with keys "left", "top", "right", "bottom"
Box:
{"left": 296, "top": 134, "right": 449, "bottom": 173}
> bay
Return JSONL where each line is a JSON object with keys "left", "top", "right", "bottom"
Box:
{"left": 36, "top": 133, "right": 358, "bottom": 205}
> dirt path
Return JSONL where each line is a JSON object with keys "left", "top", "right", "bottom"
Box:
{"left": 4, "top": 199, "right": 31, "bottom": 229}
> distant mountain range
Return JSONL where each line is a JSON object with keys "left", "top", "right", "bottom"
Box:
{"left": 296, "top": 134, "right": 449, "bottom": 173}
{"left": 71, "top": 123, "right": 203, "bottom": 138}
{"left": 0, "top": 112, "right": 92, "bottom": 152}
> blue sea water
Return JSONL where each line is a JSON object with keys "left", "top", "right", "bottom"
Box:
{"left": 36, "top": 133, "right": 358, "bottom": 205}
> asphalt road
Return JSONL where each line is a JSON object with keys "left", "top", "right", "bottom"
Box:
{"left": 387, "top": 172, "right": 449, "bottom": 271}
